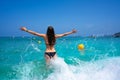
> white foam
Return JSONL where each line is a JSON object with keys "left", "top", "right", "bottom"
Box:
{"left": 14, "top": 57, "right": 120, "bottom": 80}
{"left": 45, "top": 57, "right": 76, "bottom": 80}
{"left": 45, "top": 57, "right": 120, "bottom": 80}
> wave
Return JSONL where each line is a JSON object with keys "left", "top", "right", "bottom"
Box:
{"left": 12, "top": 56, "right": 120, "bottom": 80}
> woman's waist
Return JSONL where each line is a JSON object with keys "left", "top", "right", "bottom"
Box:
{"left": 45, "top": 48, "right": 56, "bottom": 52}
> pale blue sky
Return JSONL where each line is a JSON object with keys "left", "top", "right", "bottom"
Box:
{"left": 0, "top": 0, "right": 120, "bottom": 36}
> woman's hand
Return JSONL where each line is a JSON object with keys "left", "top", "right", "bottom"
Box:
{"left": 20, "top": 27, "right": 27, "bottom": 31}
{"left": 72, "top": 29, "right": 77, "bottom": 33}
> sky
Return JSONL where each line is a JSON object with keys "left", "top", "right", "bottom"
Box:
{"left": 0, "top": 0, "right": 120, "bottom": 36}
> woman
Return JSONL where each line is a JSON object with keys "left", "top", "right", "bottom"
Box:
{"left": 21, "top": 26, "right": 76, "bottom": 63}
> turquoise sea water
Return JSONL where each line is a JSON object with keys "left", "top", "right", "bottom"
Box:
{"left": 0, "top": 36, "right": 120, "bottom": 80}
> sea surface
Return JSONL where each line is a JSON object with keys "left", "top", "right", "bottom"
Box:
{"left": 0, "top": 36, "right": 120, "bottom": 80}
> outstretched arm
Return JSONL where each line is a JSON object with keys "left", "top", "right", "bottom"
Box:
{"left": 20, "top": 27, "right": 45, "bottom": 37}
{"left": 55, "top": 29, "right": 77, "bottom": 38}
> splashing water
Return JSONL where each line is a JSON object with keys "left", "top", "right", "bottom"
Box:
{"left": 13, "top": 57, "right": 120, "bottom": 80}
{"left": 0, "top": 37, "right": 120, "bottom": 80}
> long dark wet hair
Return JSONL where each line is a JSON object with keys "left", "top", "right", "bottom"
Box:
{"left": 46, "top": 26, "right": 56, "bottom": 46}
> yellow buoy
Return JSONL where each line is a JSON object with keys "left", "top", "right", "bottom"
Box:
{"left": 78, "top": 44, "right": 84, "bottom": 50}
{"left": 38, "top": 40, "right": 41, "bottom": 44}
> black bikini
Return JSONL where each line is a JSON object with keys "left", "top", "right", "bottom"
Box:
{"left": 45, "top": 52, "right": 56, "bottom": 59}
